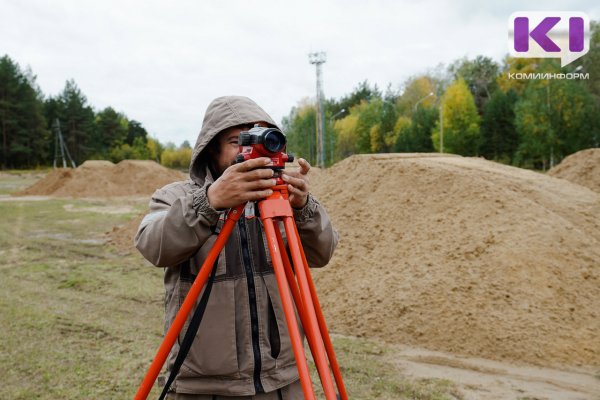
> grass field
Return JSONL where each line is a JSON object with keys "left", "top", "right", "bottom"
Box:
{"left": 0, "top": 172, "right": 461, "bottom": 400}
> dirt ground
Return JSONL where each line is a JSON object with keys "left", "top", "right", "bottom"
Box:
{"left": 387, "top": 340, "right": 600, "bottom": 400}
{"left": 13, "top": 153, "right": 600, "bottom": 399}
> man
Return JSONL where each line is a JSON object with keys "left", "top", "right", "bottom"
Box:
{"left": 135, "top": 96, "right": 338, "bottom": 399}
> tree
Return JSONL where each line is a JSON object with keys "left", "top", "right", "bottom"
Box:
{"left": 480, "top": 89, "right": 518, "bottom": 162}
{"left": 333, "top": 112, "right": 359, "bottom": 159}
{"left": 432, "top": 78, "right": 481, "bottom": 155}
{"left": 515, "top": 78, "right": 600, "bottom": 169}
{"left": 126, "top": 119, "right": 148, "bottom": 146}
{"left": 396, "top": 76, "right": 437, "bottom": 117}
{"left": 393, "top": 116, "right": 413, "bottom": 152}
{"left": 0, "top": 55, "right": 49, "bottom": 168}
{"left": 395, "top": 106, "right": 438, "bottom": 152}
{"left": 362, "top": 98, "right": 398, "bottom": 153}
{"left": 325, "top": 80, "right": 383, "bottom": 163}
{"left": 46, "top": 80, "right": 96, "bottom": 164}
{"left": 581, "top": 21, "right": 600, "bottom": 102}
{"left": 497, "top": 57, "right": 543, "bottom": 95}
{"left": 330, "top": 80, "right": 381, "bottom": 117}
{"left": 354, "top": 100, "right": 383, "bottom": 153}
{"left": 146, "top": 137, "right": 163, "bottom": 162}
{"left": 96, "top": 107, "right": 128, "bottom": 148}
{"left": 281, "top": 99, "right": 317, "bottom": 165}
{"left": 449, "top": 56, "right": 500, "bottom": 114}
{"left": 160, "top": 143, "right": 192, "bottom": 170}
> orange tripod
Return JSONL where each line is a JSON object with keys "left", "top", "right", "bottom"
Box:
{"left": 134, "top": 182, "right": 348, "bottom": 400}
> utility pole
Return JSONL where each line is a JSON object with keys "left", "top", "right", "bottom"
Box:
{"left": 53, "top": 118, "right": 76, "bottom": 168}
{"left": 440, "top": 104, "right": 444, "bottom": 154}
{"left": 309, "top": 52, "right": 326, "bottom": 168}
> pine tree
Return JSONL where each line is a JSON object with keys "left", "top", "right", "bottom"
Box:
{"left": 0, "top": 55, "right": 49, "bottom": 168}
{"left": 46, "top": 80, "right": 96, "bottom": 164}
{"left": 480, "top": 89, "right": 518, "bottom": 163}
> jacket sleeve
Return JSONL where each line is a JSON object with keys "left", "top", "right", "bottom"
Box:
{"left": 134, "top": 181, "right": 222, "bottom": 268}
{"left": 292, "top": 193, "right": 339, "bottom": 268}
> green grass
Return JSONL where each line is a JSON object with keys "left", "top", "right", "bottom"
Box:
{"left": 0, "top": 172, "right": 462, "bottom": 399}
{"left": 0, "top": 196, "right": 161, "bottom": 399}
{"left": 0, "top": 169, "right": 48, "bottom": 195}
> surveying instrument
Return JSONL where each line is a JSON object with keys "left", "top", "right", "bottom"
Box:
{"left": 134, "top": 125, "right": 348, "bottom": 400}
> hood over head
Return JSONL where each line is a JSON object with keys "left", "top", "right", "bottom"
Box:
{"left": 189, "top": 96, "right": 279, "bottom": 184}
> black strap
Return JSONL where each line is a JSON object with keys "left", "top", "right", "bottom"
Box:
{"left": 158, "top": 257, "right": 219, "bottom": 400}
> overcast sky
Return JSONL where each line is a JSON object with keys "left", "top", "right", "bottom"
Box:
{"left": 2, "top": 0, "right": 598, "bottom": 146}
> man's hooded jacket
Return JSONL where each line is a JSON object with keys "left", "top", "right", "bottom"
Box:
{"left": 135, "top": 96, "right": 339, "bottom": 396}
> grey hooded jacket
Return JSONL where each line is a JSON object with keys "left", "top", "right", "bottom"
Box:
{"left": 135, "top": 96, "right": 339, "bottom": 396}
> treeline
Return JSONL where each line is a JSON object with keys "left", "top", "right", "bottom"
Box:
{"left": 284, "top": 22, "right": 600, "bottom": 170}
{"left": 0, "top": 55, "right": 193, "bottom": 169}
{"left": 4, "top": 19, "right": 600, "bottom": 172}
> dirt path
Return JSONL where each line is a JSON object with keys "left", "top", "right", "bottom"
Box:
{"left": 390, "top": 344, "right": 600, "bottom": 399}
{"left": 0, "top": 194, "right": 51, "bottom": 202}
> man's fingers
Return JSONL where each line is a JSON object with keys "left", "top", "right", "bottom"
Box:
{"left": 246, "top": 178, "right": 277, "bottom": 190}
{"left": 298, "top": 158, "right": 311, "bottom": 175}
{"left": 243, "top": 168, "right": 274, "bottom": 181}
{"left": 287, "top": 184, "right": 303, "bottom": 196}
{"left": 235, "top": 157, "right": 272, "bottom": 172}
{"left": 282, "top": 173, "right": 308, "bottom": 191}
{"left": 244, "top": 189, "right": 273, "bottom": 202}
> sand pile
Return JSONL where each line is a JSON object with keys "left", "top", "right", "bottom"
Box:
{"left": 109, "top": 153, "right": 600, "bottom": 366}
{"left": 18, "top": 160, "right": 186, "bottom": 197}
{"left": 310, "top": 154, "right": 600, "bottom": 367}
{"left": 548, "top": 148, "right": 600, "bottom": 192}
{"left": 107, "top": 213, "right": 145, "bottom": 252}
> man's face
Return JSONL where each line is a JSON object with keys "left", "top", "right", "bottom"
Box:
{"left": 209, "top": 121, "right": 268, "bottom": 176}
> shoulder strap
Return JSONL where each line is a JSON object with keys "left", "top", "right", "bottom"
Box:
{"left": 158, "top": 256, "right": 219, "bottom": 400}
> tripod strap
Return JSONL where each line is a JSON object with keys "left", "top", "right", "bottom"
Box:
{"left": 158, "top": 256, "right": 219, "bottom": 400}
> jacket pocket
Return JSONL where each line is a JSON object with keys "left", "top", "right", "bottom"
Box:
{"left": 178, "top": 279, "right": 241, "bottom": 378}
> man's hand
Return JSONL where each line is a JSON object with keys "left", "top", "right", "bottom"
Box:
{"left": 282, "top": 158, "right": 310, "bottom": 209}
{"left": 207, "top": 157, "right": 276, "bottom": 210}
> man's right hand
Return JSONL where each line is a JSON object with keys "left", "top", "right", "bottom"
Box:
{"left": 207, "top": 157, "right": 276, "bottom": 210}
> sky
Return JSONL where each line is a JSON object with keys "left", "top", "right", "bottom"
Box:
{"left": 1, "top": 0, "right": 599, "bottom": 146}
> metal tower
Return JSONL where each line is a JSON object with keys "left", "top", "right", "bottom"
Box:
{"left": 53, "top": 118, "right": 76, "bottom": 168}
{"left": 308, "top": 52, "right": 326, "bottom": 168}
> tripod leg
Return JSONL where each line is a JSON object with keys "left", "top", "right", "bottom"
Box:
{"left": 283, "top": 217, "right": 337, "bottom": 400}
{"left": 288, "top": 219, "right": 348, "bottom": 400}
{"left": 262, "top": 217, "right": 316, "bottom": 400}
{"left": 273, "top": 223, "right": 317, "bottom": 359}
{"left": 134, "top": 205, "right": 245, "bottom": 400}
{"left": 275, "top": 224, "right": 347, "bottom": 398}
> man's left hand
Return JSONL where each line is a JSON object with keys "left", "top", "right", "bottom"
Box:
{"left": 282, "top": 158, "right": 311, "bottom": 209}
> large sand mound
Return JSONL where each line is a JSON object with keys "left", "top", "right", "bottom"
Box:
{"left": 548, "top": 148, "right": 600, "bottom": 192}
{"left": 310, "top": 154, "right": 600, "bottom": 366}
{"left": 18, "top": 160, "right": 186, "bottom": 197}
{"left": 108, "top": 154, "right": 600, "bottom": 366}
